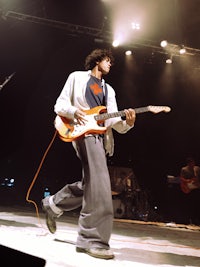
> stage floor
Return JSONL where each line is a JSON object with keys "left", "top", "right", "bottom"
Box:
{"left": 0, "top": 205, "right": 200, "bottom": 267}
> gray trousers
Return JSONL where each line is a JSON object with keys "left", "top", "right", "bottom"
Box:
{"left": 52, "top": 135, "right": 114, "bottom": 249}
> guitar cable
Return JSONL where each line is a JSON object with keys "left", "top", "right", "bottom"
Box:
{"left": 25, "top": 129, "right": 58, "bottom": 230}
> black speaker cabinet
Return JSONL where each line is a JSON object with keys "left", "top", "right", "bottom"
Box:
{"left": 0, "top": 245, "right": 46, "bottom": 266}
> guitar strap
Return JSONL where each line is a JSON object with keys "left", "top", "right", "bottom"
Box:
{"left": 102, "top": 81, "right": 108, "bottom": 106}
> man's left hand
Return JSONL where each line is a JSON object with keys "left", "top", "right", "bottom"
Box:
{"left": 124, "top": 108, "right": 136, "bottom": 127}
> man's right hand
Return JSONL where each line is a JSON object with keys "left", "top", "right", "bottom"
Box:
{"left": 74, "top": 109, "right": 87, "bottom": 125}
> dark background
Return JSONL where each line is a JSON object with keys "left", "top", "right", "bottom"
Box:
{"left": 0, "top": 0, "right": 200, "bottom": 223}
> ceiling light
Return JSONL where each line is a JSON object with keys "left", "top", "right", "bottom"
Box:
{"left": 179, "top": 46, "right": 186, "bottom": 54}
{"left": 112, "top": 39, "right": 120, "bottom": 47}
{"left": 166, "top": 56, "right": 172, "bottom": 64}
{"left": 125, "top": 50, "right": 132, "bottom": 56}
{"left": 131, "top": 22, "right": 140, "bottom": 30}
{"left": 160, "top": 40, "right": 168, "bottom": 48}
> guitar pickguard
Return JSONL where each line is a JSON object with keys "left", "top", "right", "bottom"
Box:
{"left": 54, "top": 113, "right": 107, "bottom": 141}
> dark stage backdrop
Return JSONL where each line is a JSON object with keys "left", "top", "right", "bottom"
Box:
{"left": 0, "top": 17, "right": 200, "bottom": 223}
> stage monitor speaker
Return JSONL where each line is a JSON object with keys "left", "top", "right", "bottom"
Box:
{"left": 0, "top": 245, "right": 46, "bottom": 266}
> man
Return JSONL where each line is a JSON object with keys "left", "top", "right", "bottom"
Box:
{"left": 180, "top": 157, "right": 200, "bottom": 224}
{"left": 41, "top": 48, "right": 136, "bottom": 259}
{"left": 180, "top": 157, "right": 200, "bottom": 194}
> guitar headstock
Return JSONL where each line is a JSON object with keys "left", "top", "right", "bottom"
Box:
{"left": 148, "top": 105, "right": 171, "bottom": 114}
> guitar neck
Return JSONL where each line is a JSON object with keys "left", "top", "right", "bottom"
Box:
{"left": 95, "top": 107, "right": 150, "bottom": 121}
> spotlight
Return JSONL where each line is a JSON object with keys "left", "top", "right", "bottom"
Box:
{"left": 166, "top": 56, "right": 172, "bottom": 64}
{"left": 131, "top": 22, "right": 140, "bottom": 30}
{"left": 125, "top": 50, "right": 132, "bottom": 56}
{"left": 179, "top": 46, "right": 186, "bottom": 54}
{"left": 0, "top": 177, "right": 15, "bottom": 187}
{"left": 112, "top": 39, "right": 120, "bottom": 47}
{"left": 160, "top": 40, "right": 168, "bottom": 48}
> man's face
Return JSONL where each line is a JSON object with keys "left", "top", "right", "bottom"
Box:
{"left": 188, "top": 161, "right": 195, "bottom": 168}
{"left": 98, "top": 57, "right": 112, "bottom": 75}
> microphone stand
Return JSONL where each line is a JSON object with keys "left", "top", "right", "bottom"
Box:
{"left": 0, "top": 72, "right": 16, "bottom": 91}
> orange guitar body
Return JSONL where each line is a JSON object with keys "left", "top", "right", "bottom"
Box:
{"left": 180, "top": 177, "right": 200, "bottom": 194}
{"left": 54, "top": 106, "right": 107, "bottom": 142}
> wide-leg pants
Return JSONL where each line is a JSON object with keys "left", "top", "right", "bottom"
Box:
{"left": 53, "top": 135, "right": 114, "bottom": 249}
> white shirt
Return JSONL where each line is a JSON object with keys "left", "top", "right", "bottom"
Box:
{"left": 54, "top": 70, "right": 134, "bottom": 156}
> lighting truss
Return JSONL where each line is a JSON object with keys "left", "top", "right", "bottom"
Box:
{"left": 2, "top": 10, "right": 200, "bottom": 59}
{"left": 3, "top": 10, "right": 110, "bottom": 39}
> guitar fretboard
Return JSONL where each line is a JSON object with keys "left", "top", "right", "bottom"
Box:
{"left": 94, "top": 107, "right": 150, "bottom": 121}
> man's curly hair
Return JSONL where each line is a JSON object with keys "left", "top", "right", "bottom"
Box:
{"left": 84, "top": 48, "right": 114, "bottom": 70}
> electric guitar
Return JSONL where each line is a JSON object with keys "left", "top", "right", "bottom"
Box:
{"left": 54, "top": 105, "right": 171, "bottom": 142}
{"left": 180, "top": 177, "right": 200, "bottom": 194}
{"left": 167, "top": 175, "right": 200, "bottom": 193}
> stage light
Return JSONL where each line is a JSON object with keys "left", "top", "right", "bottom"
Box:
{"left": 112, "top": 39, "right": 120, "bottom": 47}
{"left": 125, "top": 50, "right": 132, "bottom": 56}
{"left": 0, "top": 177, "right": 15, "bottom": 187}
{"left": 160, "top": 40, "right": 168, "bottom": 48}
{"left": 166, "top": 56, "right": 172, "bottom": 64}
{"left": 131, "top": 22, "right": 140, "bottom": 30}
{"left": 179, "top": 46, "right": 186, "bottom": 54}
